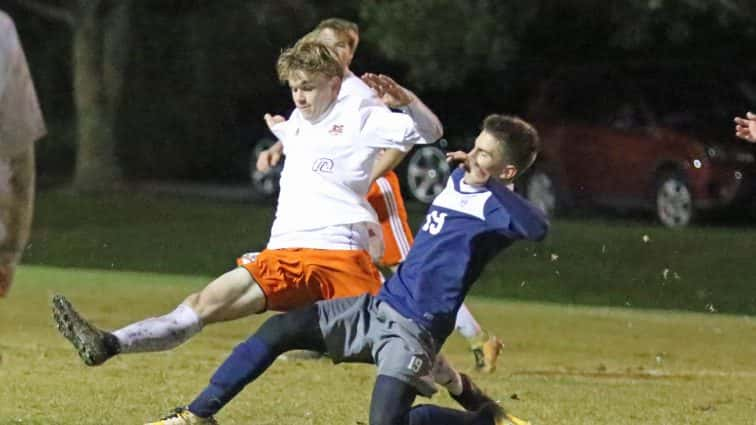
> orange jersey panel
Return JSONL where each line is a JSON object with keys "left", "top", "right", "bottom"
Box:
{"left": 367, "top": 171, "right": 414, "bottom": 266}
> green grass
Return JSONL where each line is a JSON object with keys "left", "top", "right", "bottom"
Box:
{"left": 3, "top": 190, "right": 756, "bottom": 423}
{"left": 1, "top": 266, "right": 755, "bottom": 424}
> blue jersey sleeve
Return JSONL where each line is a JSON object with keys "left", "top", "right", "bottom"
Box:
{"left": 486, "top": 180, "right": 549, "bottom": 241}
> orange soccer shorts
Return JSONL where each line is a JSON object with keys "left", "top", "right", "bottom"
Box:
{"left": 241, "top": 248, "right": 382, "bottom": 311}
{"left": 366, "top": 170, "right": 414, "bottom": 266}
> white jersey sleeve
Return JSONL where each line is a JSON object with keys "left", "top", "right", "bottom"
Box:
{"left": 359, "top": 100, "right": 429, "bottom": 152}
{"left": 268, "top": 114, "right": 298, "bottom": 155}
{"left": 399, "top": 90, "right": 443, "bottom": 144}
{"left": 342, "top": 72, "right": 442, "bottom": 145}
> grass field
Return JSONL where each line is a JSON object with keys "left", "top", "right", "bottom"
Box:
{"left": 1, "top": 266, "right": 755, "bottom": 424}
{"left": 1, "top": 189, "right": 755, "bottom": 424}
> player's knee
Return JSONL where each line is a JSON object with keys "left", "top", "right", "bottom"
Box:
{"left": 183, "top": 292, "right": 202, "bottom": 312}
{"left": 406, "top": 405, "right": 435, "bottom": 425}
{"left": 369, "top": 375, "right": 416, "bottom": 425}
{"left": 183, "top": 291, "right": 218, "bottom": 323}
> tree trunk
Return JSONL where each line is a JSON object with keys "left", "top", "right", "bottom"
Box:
{"left": 72, "top": 0, "right": 130, "bottom": 191}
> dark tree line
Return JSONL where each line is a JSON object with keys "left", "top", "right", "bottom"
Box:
{"left": 5, "top": 0, "right": 754, "bottom": 188}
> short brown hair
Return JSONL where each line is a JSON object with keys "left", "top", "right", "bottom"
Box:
{"left": 482, "top": 114, "right": 540, "bottom": 173}
{"left": 276, "top": 41, "right": 344, "bottom": 83}
{"left": 315, "top": 18, "right": 359, "bottom": 50}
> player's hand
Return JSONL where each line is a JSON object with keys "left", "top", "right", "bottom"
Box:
{"left": 446, "top": 151, "right": 468, "bottom": 166}
{"left": 263, "top": 113, "right": 286, "bottom": 130}
{"left": 0, "top": 263, "right": 16, "bottom": 297}
{"left": 256, "top": 148, "right": 282, "bottom": 172}
{"left": 734, "top": 111, "right": 756, "bottom": 143}
{"left": 361, "top": 73, "right": 414, "bottom": 108}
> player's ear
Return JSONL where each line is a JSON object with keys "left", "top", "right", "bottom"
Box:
{"left": 330, "top": 76, "right": 341, "bottom": 95}
{"left": 498, "top": 165, "right": 518, "bottom": 181}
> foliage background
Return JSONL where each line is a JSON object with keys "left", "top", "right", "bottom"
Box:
{"left": 5, "top": 0, "right": 755, "bottom": 185}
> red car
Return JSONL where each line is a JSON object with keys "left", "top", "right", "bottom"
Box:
{"left": 521, "top": 66, "right": 756, "bottom": 227}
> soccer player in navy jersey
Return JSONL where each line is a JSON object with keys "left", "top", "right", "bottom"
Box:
{"left": 145, "top": 114, "right": 547, "bottom": 425}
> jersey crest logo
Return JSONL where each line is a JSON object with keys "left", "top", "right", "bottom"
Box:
{"left": 329, "top": 124, "right": 344, "bottom": 135}
{"left": 312, "top": 158, "right": 334, "bottom": 173}
{"left": 422, "top": 210, "right": 447, "bottom": 235}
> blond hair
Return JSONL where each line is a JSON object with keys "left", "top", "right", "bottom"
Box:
{"left": 276, "top": 41, "right": 344, "bottom": 83}
{"left": 315, "top": 18, "right": 359, "bottom": 50}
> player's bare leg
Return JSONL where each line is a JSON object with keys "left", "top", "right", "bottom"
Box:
{"left": 52, "top": 267, "right": 266, "bottom": 366}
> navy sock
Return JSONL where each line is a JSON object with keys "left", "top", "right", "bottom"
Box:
{"left": 409, "top": 404, "right": 492, "bottom": 425}
{"left": 188, "top": 336, "right": 276, "bottom": 417}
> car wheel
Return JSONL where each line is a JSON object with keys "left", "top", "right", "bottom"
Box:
{"left": 405, "top": 146, "right": 451, "bottom": 203}
{"left": 522, "top": 168, "right": 560, "bottom": 217}
{"left": 249, "top": 137, "right": 281, "bottom": 198}
{"left": 655, "top": 173, "right": 693, "bottom": 228}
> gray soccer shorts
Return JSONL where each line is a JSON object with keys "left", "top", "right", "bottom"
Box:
{"left": 317, "top": 294, "right": 439, "bottom": 397}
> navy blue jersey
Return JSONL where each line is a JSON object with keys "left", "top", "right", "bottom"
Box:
{"left": 377, "top": 168, "right": 549, "bottom": 343}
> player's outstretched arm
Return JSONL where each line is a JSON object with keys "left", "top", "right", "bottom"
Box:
{"left": 362, "top": 73, "right": 443, "bottom": 143}
{"left": 734, "top": 111, "right": 756, "bottom": 143}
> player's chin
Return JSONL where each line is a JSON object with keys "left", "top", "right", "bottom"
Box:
{"left": 463, "top": 170, "right": 487, "bottom": 186}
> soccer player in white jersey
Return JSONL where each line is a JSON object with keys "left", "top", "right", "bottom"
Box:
{"left": 256, "top": 18, "right": 503, "bottom": 372}
{"left": 51, "top": 41, "right": 433, "bottom": 364}
{"left": 0, "top": 11, "right": 45, "bottom": 297}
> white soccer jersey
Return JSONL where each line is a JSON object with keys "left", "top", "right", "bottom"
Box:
{"left": 340, "top": 71, "right": 443, "bottom": 144}
{"left": 266, "top": 95, "right": 427, "bottom": 251}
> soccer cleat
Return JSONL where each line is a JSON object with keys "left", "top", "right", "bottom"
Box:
{"left": 472, "top": 335, "right": 504, "bottom": 373}
{"left": 144, "top": 407, "right": 218, "bottom": 425}
{"left": 480, "top": 402, "right": 531, "bottom": 425}
{"left": 51, "top": 294, "right": 114, "bottom": 366}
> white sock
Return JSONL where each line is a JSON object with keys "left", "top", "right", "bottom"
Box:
{"left": 113, "top": 303, "right": 202, "bottom": 353}
{"left": 432, "top": 354, "right": 463, "bottom": 396}
{"left": 454, "top": 303, "right": 482, "bottom": 339}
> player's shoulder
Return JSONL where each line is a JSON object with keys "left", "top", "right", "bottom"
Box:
{"left": 485, "top": 181, "right": 549, "bottom": 240}
{"left": 340, "top": 72, "right": 378, "bottom": 101}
